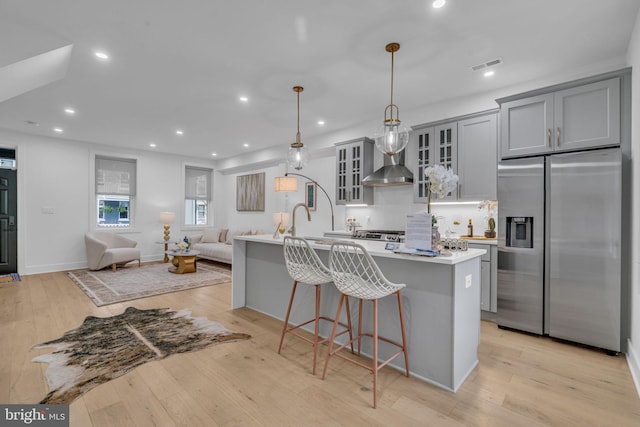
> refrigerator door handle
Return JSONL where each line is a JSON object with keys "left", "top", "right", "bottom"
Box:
{"left": 547, "top": 128, "right": 552, "bottom": 147}
{"left": 556, "top": 127, "right": 561, "bottom": 146}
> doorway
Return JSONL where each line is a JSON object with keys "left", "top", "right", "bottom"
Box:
{"left": 0, "top": 149, "right": 17, "bottom": 274}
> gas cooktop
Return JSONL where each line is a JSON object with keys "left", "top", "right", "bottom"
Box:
{"left": 352, "top": 229, "right": 405, "bottom": 242}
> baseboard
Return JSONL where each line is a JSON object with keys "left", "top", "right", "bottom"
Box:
{"left": 627, "top": 338, "right": 640, "bottom": 398}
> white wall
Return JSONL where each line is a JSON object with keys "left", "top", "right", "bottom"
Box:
{"left": 625, "top": 5, "right": 640, "bottom": 397}
{"left": 1, "top": 128, "right": 215, "bottom": 274}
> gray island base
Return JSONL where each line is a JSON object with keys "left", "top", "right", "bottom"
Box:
{"left": 232, "top": 234, "right": 485, "bottom": 392}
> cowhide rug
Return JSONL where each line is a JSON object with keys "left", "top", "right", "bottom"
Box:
{"left": 32, "top": 307, "right": 251, "bottom": 404}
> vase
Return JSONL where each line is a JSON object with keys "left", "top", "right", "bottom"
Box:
{"left": 432, "top": 226, "right": 441, "bottom": 251}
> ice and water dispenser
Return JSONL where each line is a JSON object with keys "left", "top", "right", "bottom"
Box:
{"left": 506, "top": 217, "right": 533, "bottom": 248}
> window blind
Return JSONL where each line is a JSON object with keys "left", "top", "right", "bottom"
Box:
{"left": 185, "top": 166, "right": 212, "bottom": 200}
{"left": 95, "top": 156, "right": 136, "bottom": 195}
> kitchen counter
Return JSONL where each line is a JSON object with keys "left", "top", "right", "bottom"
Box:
{"left": 459, "top": 235, "right": 498, "bottom": 245}
{"left": 232, "top": 234, "right": 485, "bottom": 392}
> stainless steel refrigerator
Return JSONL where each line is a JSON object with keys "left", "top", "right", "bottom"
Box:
{"left": 497, "top": 147, "right": 622, "bottom": 352}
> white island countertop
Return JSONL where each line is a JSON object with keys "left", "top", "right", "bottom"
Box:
{"left": 234, "top": 234, "right": 486, "bottom": 265}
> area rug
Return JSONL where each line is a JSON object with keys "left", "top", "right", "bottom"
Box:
{"left": 68, "top": 261, "right": 231, "bottom": 306}
{"left": 0, "top": 273, "right": 20, "bottom": 283}
{"left": 32, "top": 306, "right": 251, "bottom": 404}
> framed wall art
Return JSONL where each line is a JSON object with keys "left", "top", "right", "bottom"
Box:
{"left": 236, "top": 172, "right": 265, "bottom": 211}
{"left": 305, "top": 181, "right": 317, "bottom": 211}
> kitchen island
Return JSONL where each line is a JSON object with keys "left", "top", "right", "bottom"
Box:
{"left": 232, "top": 234, "right": 485, "bottom": 392}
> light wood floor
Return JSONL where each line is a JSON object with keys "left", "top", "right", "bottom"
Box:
{"left": 1, "top": 268, "right": 639, "bottom": 426}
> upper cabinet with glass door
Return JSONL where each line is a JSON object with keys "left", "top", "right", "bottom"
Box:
{"left": 335, "top": 137, "right": 374, "bottom": 205}
{"left": 410, "top": 122, "right": 458, "bottom": 202}
{"left": 409, "top": 110, "right": 497, "bottom": 202}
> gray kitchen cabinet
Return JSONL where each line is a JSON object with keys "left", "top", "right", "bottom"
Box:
{"left": 411, "top": 122, "right": 458, "bottom": 202}
{"left": 411, "top": 111, "right": 497, "bottom": 202}
{"left": 500, "top": 77, "right": 621, "bottom": 159}
{"left": 457, "top": 112, "right": 498, "bottom": 200}
{"left": 469, "top": 242, "right": 497, "bottom": 312}
{"left": 335, "top": 137, "right": 374, "bottom": 205}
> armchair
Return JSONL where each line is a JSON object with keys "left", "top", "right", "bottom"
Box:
{"left": 85, "top": 231, "right": 141, "bottom": 272}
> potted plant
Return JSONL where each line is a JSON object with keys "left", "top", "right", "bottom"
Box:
{"left": 478, "top": 200, "right": 498, "bottom": 238}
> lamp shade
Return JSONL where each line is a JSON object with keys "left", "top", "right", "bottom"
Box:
{"left": 274, "top": 176, "right": 298, "bottom": 192}
{"left": 272, "top": 212, "right": 291, "bottom": 227}
{"left": 159, "top": 211, "right": 176, "bottom": 224}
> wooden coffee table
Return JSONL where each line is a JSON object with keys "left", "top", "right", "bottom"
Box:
{"left": 165, "top": 250, "right": 200, "bottom": 274}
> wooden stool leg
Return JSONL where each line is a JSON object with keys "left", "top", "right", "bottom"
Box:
{"left": 397, "top": 290, "right": 409, "bottom": 376}
{"left": 278, "top": 280, "right": 298, "bottom": 354}
{"left": 344, "top": 296, "right": 354, "bottom": 353}
{"left": 357, "top": 299, "right": 363, "bottom": 355}
{"left": 372, "top": 299, "right": 379, "bottom": 409}
{"left": 312, "top": 284, "right": 321, "bottom": 375}
{"left": 322, "top": 294, "right": 345, "bottom": 380}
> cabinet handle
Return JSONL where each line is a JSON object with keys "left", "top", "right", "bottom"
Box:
{"left": 547, "top": 128, "right": 551, "bottom": 147}
{"left": 556, "top": 127, "right": 561, "bottom": 146}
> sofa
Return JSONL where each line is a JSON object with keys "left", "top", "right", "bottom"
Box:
{"left": 188, "top": 228, "right": 263, "bottom": 265}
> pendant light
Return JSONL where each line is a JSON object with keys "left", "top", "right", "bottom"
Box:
{"left": 286, "top": 86, "right": 309, "bottom": 170}
{"left": 374, "top": 42, "right": 409, "bottom": 156}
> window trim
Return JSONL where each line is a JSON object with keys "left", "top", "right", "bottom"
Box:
{"left": 182, "top": 162, "right": 213, "bottom": 228}
{"left": 90, "top": 151, "right": 139, "bottom": 231}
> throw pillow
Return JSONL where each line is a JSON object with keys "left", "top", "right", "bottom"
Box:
{"left": 225, "top": 230, "right": 244, "bottom": 245}
{"left": 219, "top": 228, "right": 229, "bottom": 242}
{"left": 201, "top": 228, "right": 221, "bottom": 243}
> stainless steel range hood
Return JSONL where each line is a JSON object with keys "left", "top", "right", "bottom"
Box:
{"left": 362, "top": 150, "right": 413, "bottom": 186}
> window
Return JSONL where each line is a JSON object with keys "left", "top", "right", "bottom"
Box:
{"left": 185, "top": 166, "right": 212, "bottom": 225}
{"left": 95, "top": 156, "right": 136, "bottom": 228}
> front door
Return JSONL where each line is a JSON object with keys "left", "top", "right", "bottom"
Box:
{"left": 0, "top": 168, "right": 17, "bottom": 273}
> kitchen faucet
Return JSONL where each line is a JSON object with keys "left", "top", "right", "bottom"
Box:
{"left": 289, "top": 203, "right": 311, "bottom": 237}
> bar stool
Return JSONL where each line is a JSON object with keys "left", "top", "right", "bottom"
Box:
{"left": 278, "top": 236, "right": 353, "bottom": 374}
{"left": 323, "top": 241, "right": 409, "bottom": 408}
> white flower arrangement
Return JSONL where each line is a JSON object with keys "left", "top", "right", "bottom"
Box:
{"left": 425, "top": 165, "right": 459, "bottom": 199}
{"left": 477, "top": 200, "right": 498, "bottom": 218}
{"left": 176, "top": 241, "right": 189, "bottom": 251}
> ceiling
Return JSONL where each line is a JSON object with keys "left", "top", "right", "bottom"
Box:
{"left": 0, "top": 0, "right": 638, "bottom": 162}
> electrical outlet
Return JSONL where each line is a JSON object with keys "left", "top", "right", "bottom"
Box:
{"left": 465, "top": 274, "right": 472, "bottom": 288}
{"left": 42, "top": 207, "right": 55, "bottom": 214}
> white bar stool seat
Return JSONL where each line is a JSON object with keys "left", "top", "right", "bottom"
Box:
{"left": 322, "top": 241, "right": 409, "bottom": 408}
{"left": 278, "top": 236, "right": 353, "bottom": 374}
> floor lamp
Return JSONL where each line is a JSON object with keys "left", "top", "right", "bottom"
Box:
{"left": 276, "top": 173, "right": 335, "bottom": 231}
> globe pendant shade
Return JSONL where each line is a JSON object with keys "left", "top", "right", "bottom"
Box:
{"left": 374, "top": 121, "right": 409, "bottom": 156}
{"left": 287, "top": 145, "right": 309, "bottom": 171}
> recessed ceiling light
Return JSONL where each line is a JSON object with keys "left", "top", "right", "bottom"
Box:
{"left": 53, "top": 127, "right": 63, "bottom": 133}
{"left": 432, "top": 0, "right": 446, "bottom": 8}
{"left": 94, "top": 51, "right": 109, "bottom": 60}
{"left": 176, "top": 130, "right": 184, "bottom": 135}
{"left": 211, "top": 152, "right": 218, "bottom": 156}
{"left": 243, "top": 143, "right": 249, "bottom": 148}
{"left": 484, "top": 70, "right": 495, "bottom": 77}
{"left": 64, "top": 108, "right": 76, "bottom": 115}
{"left": 239, "top": 96, "right": 249, "bottom": 102}
{"left": 149, "top": 143, "right": 157, "bottom": 148}
{"left": 317, "top": 120, "right": 325, "bottom": 126}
